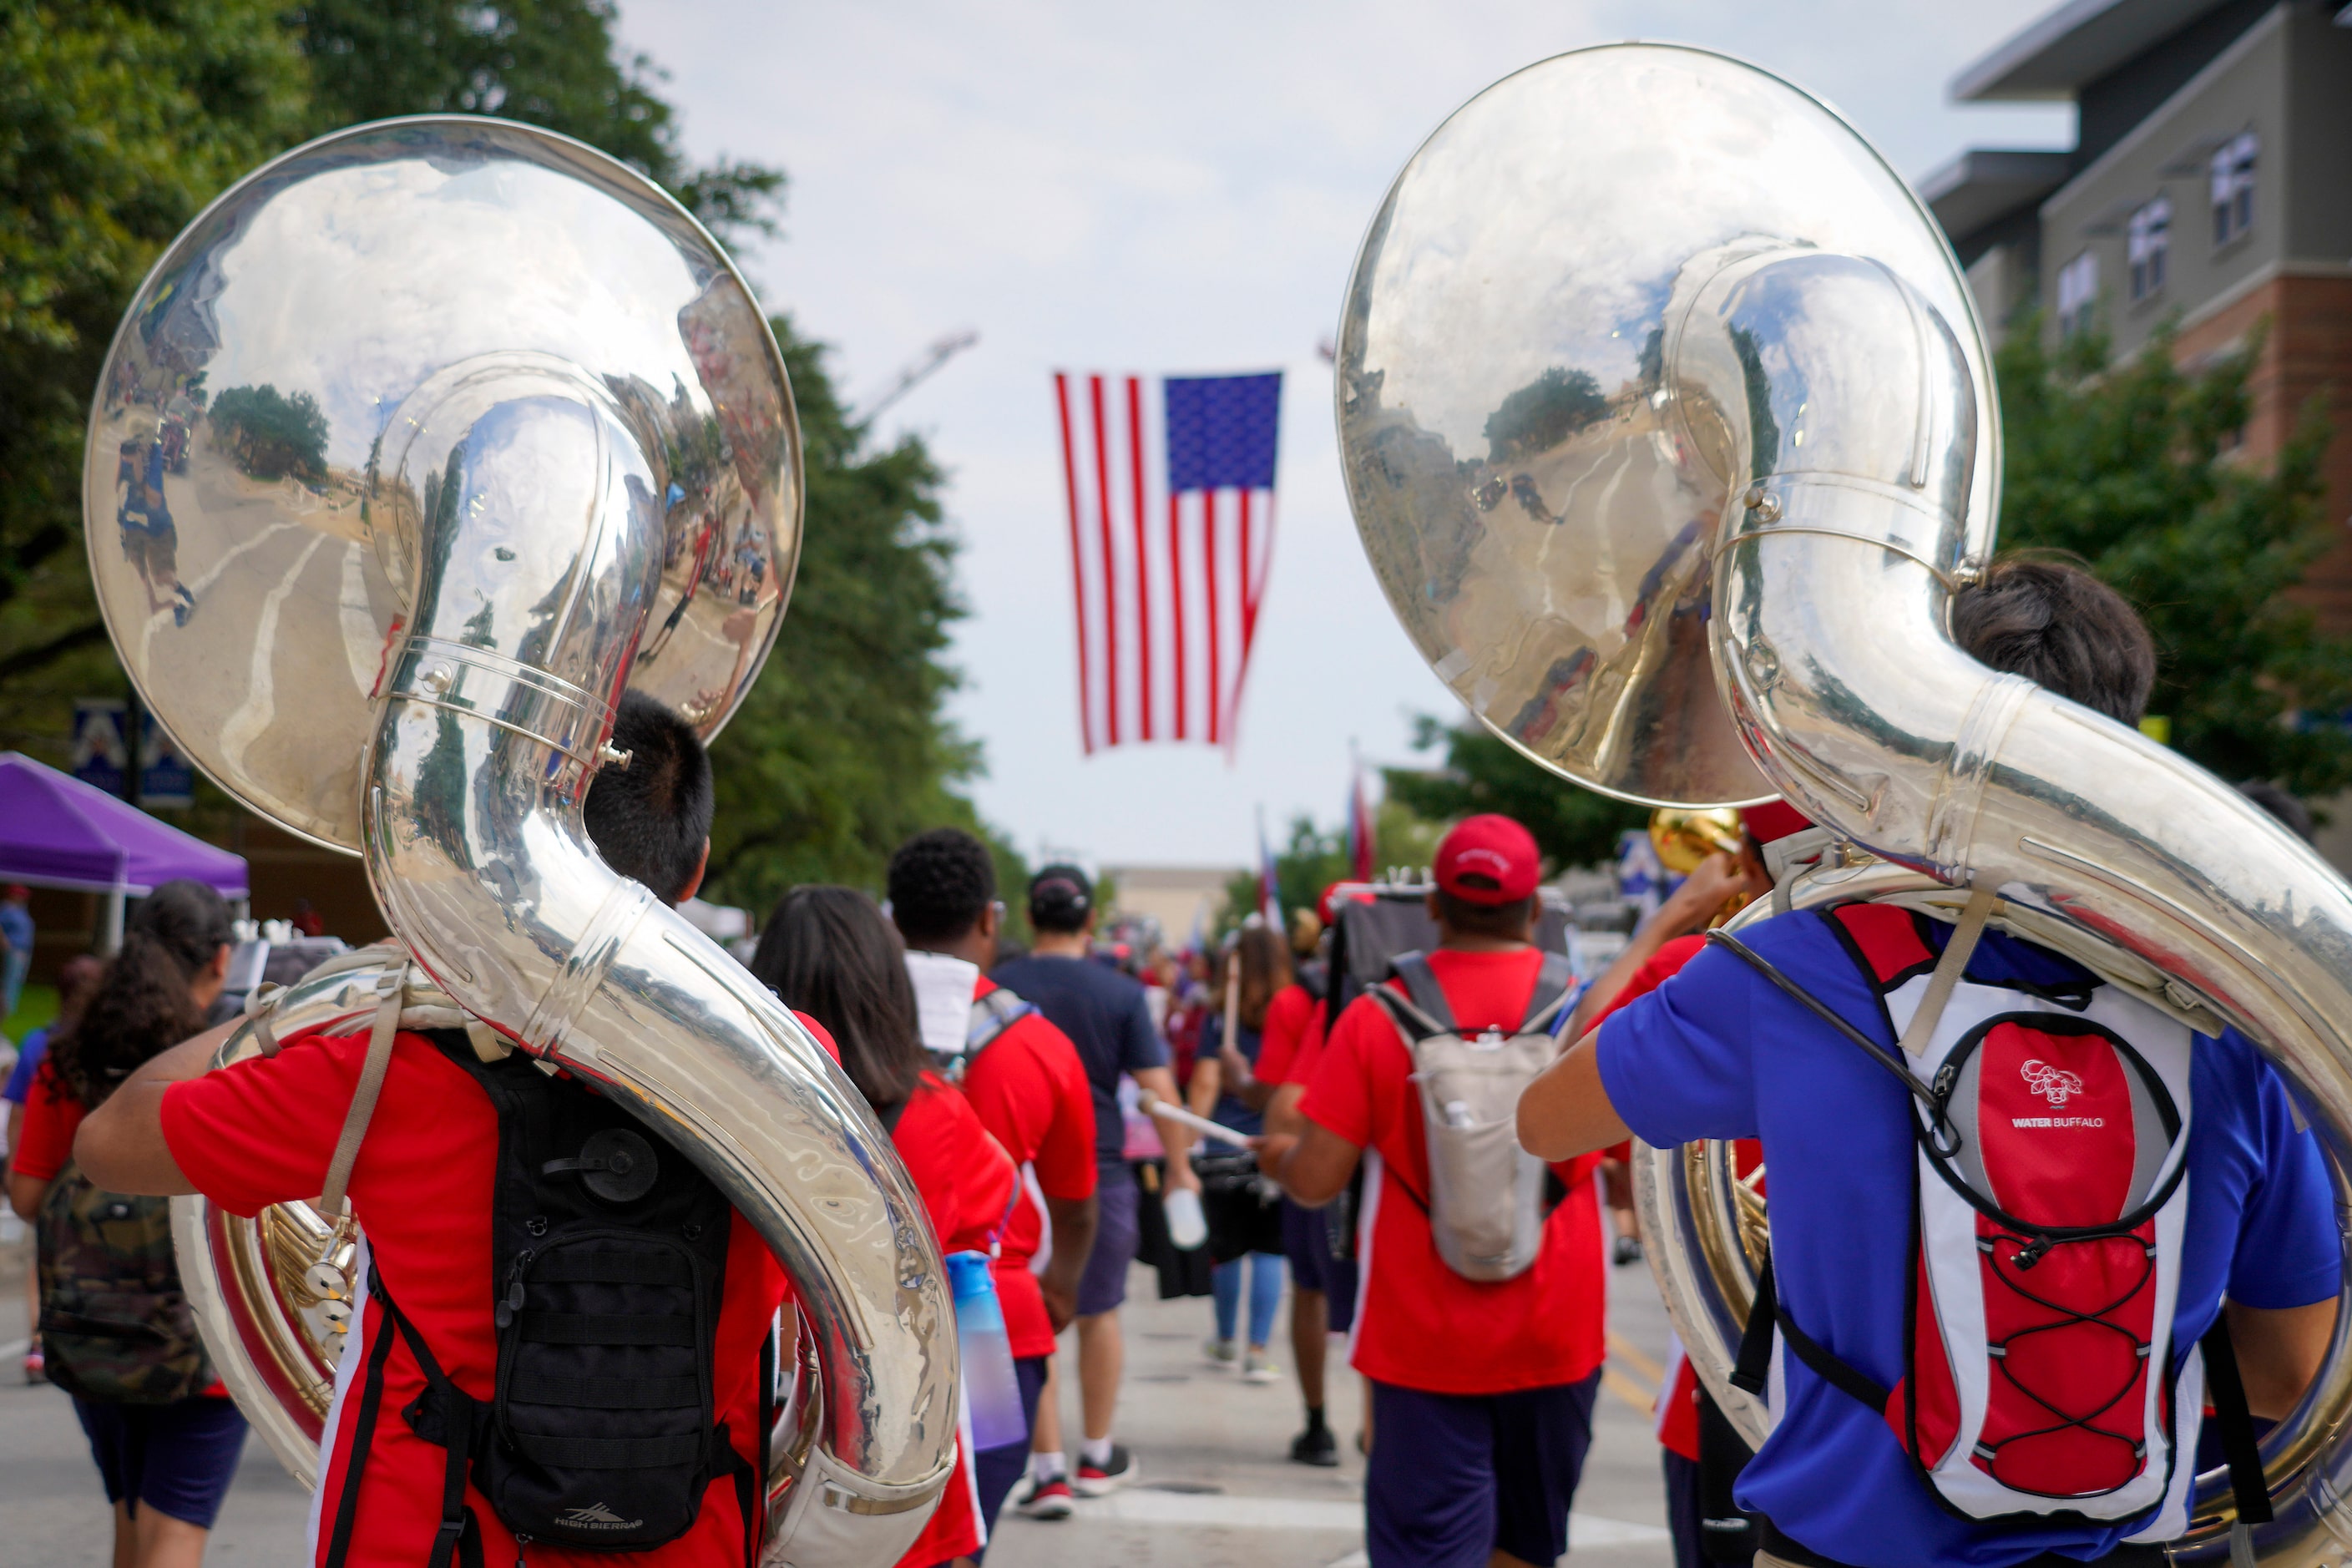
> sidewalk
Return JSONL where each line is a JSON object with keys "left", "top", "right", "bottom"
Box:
{"left": 0, "top": 1242, "right": 1678, "bottom": 1566}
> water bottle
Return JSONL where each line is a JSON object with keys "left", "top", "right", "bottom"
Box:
{"left": 1164, "top": 1183, "right": 1207, "bottom": 1251}
{"left": 944, "top": 1251, "right": 1028, "bottom": 1451}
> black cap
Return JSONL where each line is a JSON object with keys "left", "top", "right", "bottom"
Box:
{"left": 1029, "top": 863, "right": 1093, "bottom": 933}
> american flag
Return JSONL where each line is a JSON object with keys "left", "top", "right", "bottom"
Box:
{"left": 1053, "top": 370, "right": 1282, "bottom": 754}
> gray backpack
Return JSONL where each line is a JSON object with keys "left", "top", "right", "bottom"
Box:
{"left": 1370, "top": 952, "right": 1579, "bottom": 1282}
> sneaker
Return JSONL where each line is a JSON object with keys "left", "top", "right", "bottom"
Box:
{"left": 1014, "top": 1474, "right": 1074, "bottom": 1520}
{"left": 1201, "top": 1335, "right": 1237, "bottom": 1367}
{"left": 1290, "top": 1424, "right": 1339, "bottom": 1467}
{"left": 1242, "top": 1348, "right": 1278, "bottom": 1383}
{"left": 1612, "top": 1234, "right": 1644, "bottom": 1267}
{"left": 22, "top": 1345, "right": 43, "bottom": 1386}
{"left": 1073, "top": 1444, "right": 1136, "bottom": 1495}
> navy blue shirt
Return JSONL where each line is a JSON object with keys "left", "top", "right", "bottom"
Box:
{"left": 1598, "top": 908, "right": 2339, "bottom": 1568}
{"left": 1196, "top": 1013, "right": 1264, "bottom": 1138}
{"left": 991, "top": 953, "right": 1168, "bottom": 1168}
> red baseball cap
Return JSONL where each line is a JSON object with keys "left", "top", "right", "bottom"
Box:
{"left": 1742, "top": 801, "right": 1814, "bottom": 845}
{"left": 1434, "top": 814, "right": 1540, "bottom": 905}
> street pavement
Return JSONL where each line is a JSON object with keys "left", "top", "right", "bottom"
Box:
{"left": 0, "top": 1233, "right": 1678, "bottom": 1566}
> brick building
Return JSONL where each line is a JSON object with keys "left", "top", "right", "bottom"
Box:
{"left": 1925, "top": 0, "right": 2352, "bottom": 625}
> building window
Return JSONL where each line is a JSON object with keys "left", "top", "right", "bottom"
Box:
{"left": 2127, "top": 197, "right": 2171, "bottom": 301}
{"left": 2211, "top": 131, "right": 2257, "bottom": 246}
{"left": 2057, "top": 250, "right": 2099, "bottom": 338}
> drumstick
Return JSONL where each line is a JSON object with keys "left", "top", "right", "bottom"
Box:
{"left": 1139, "top": 1091, "right": 1257, "bottom": 1149}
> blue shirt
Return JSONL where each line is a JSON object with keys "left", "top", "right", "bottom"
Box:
{"left": 1196, "top": 1014, "right": 1264, "bottom": 1138}
{"left": 1598, "top": 909, "right": 2339, "bottom": 1568}
{"left": 990, "top": 953, "right": 1168, "bottom": 1168}
{"left": 4, "top": 1028, "right": 48, "bottom": 1105}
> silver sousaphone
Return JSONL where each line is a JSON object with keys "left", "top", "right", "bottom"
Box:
{"left": 86, "top": 117, "right": 955, "bottom": 1563}
{"left": 1337, "top": 46, "right": 2352, "bottom": 1563}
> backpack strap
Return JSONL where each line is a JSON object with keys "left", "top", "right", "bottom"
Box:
{"left": 367, "top": 1266, "right": 488, "bottom": 1568}
{"left": 2201, "top": 1311, "right": 2275, "bottom": 1561}
{"left": 1384, "top": 953, "right": 1457, "bottom": 1034}
{"left": 967, "top": 989, "right": 1037, "bottom": 1060}
{"left": 321, "top": 1279, "right": 401, "bottom": 1568}
{"left": 1704, "top": 930, "right": 1960, "bottom": 1156}
{"left": 1727, "top": 1254, "right": 1894, "bottom": 1417}
{"left": 1519, "top": 952, "right": 1580, "bottom": 1036}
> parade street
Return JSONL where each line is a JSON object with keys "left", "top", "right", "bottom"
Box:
{"left": 0, "top": 1243, "right": 1677, "bottom": 1567}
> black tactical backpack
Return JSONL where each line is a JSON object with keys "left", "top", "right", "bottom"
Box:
{"left": 324, "top": 1029, "right": 757, "bottom": 1568}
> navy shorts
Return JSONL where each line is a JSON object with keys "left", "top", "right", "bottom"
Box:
{"left": 73, "top": 1393, "right": 249, "bottom": 1529}
{"left": 1076, "top": 1162, "right": 1139, "bottom": 1317}
{"left": 1364, "top": 1373, "right": 1600, "bottom": 1568}
{"left": 1280, "top": 1197, "right": 1357, "bottom": 1334}
{"left": 966, "top": 1353, "right": 1050, "bottom": 1563}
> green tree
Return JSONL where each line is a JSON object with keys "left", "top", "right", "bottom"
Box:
{"left": 289, "top": 0, "right": 782, "bottom": 236}
{"left": 208, "top": 384, "right": 331, "bottom": 481}
{"left": 1484, "top": 365, "right": 1608, "bottom": 465}
{"left": 1998, "top": 320, "right": 2352, "bottom": 795}
{"left": 0, "top": 0, "right": 784, "bottom": 737}
{"left": 1219, "top": 815, "right": 1351, "bottom": 939}
{"left": 697, "top": 320, "right": 998, "bottom": 918}
{"left": 1383, "top": 715, "right": 1646, "bottom": 871}
{"left": 0, "top": 0, "right": 310, "bottom": 731}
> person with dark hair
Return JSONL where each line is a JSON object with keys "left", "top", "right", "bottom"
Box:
{"left": 1187, "top": 923, "right": 1290, "bottom": 1383}
{"left": 4, "top": 950, "right": 104, "bottom": 1383}
{"left": 1946, "top": 556, "right": 2156, "bottom": 726}
{"left": 990, "top": 865, "right": 1196, "bottom": 1499}
{"left": 8, "top": 880, "right": 246, "bottom": 1568}
{"left": 73, "top": 699, "right": 809, "bottom": 1568}
{"left": 885, "top": 827, "right": 1099, "bottom": 1533}
{"left": 583, "top": 688, "right": 716, "bottom": 904}
{"left": 1519, "top": 565, "right": 2340, "bottom": 1568}
{"left": 750, "top": 884, "right": 1017, "bottom": 1568}
{"left": 1277, "top": 817, "right": 1610, "bottom": 1568}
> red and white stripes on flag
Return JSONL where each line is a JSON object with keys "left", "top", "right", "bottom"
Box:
{"left": 1053, "top": 370, "right": 1282, "bottom": 755}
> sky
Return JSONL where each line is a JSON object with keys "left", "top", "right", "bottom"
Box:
{"left": 613, "top": 0, "right": 2076, "bottom": 873}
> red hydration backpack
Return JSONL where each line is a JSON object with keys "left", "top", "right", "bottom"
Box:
{"left": 1713, "top": 900, "right": 2269, "bottom": 1541}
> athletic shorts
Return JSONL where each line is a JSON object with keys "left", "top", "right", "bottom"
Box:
{"left": 1280, "top": 1196, "right": 1357, "bottom": 1334}
{"left": 966, "top": 1353, "right": 1050, "bottom": 1563}
{"left": 1076, "top": 1162, "right": 1140, "bottom": 1318}
{"left": 1364, "top": 1373, "right": 1600, "bottom": 1568}
{"left": 73, "top": 1393, "right": 249, "bottom": 1529}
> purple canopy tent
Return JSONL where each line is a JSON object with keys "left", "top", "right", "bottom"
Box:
{"left": 0, "top": 752, "right": 248, "bottom": 952}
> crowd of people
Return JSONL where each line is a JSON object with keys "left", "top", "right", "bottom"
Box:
{"left": 0, "top": 559, "right": 2343, "bottom": 1568}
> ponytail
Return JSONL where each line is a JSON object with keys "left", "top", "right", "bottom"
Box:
{"left": 51, "top": 879, "right": 231, "bottom": 1108}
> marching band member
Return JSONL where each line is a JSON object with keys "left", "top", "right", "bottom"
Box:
{"left": 1279, "top": 815, "right": 1611, "bottom": 1568}
{"left": 1520, "top": 561, "right": 2341, "bottom": 1568}
{"left": 77, "top": 694, "right": 812, "bottom": 1568}
{"left": 887, "top": 827, "right": 1100, "bottom": 1546}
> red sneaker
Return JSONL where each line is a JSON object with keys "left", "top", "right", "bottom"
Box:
{"left": 1014, "top": 1475, "right": 1074, "bottom": 1520}
{"left": 1073, "top": 1444, "right": 1136, "bottom": 1496}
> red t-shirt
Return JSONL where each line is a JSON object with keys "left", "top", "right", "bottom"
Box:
{"left": 887, "top": 1073, "right": 1019, "bottom": 1568}
{"left": 12, "top": 1060, "right": 83, "bottom": 1183}
{"left": 1300, "top": 947, "right": 1606, "bottom": 1395}
{"left": 1253, "top": 984, "right": 1323, "bottom": 1086}
{"left": 955, "top": 978, "right": 1096, "bottom": 1359}
{"left": 159, "top": 1021, "right": 836, "bottom": 1568}
{"left": 1587, "top": 933, "right": 1708, "bottom": 1457}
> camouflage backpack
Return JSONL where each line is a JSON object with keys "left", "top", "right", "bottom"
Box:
{"left": 37, "top": 1166, "right": 211, "bottom": 1404}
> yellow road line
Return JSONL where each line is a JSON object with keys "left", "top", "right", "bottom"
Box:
{"left": 1601, "top": 1367, "right": 1657, "bottom": 1415}
{"left": 1608, "top": 1331, "right": 1665, "bottom": 1385}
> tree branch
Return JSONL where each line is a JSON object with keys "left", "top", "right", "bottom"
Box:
{"left": 0, "top": 619, "right": 109, "bottom": 685}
